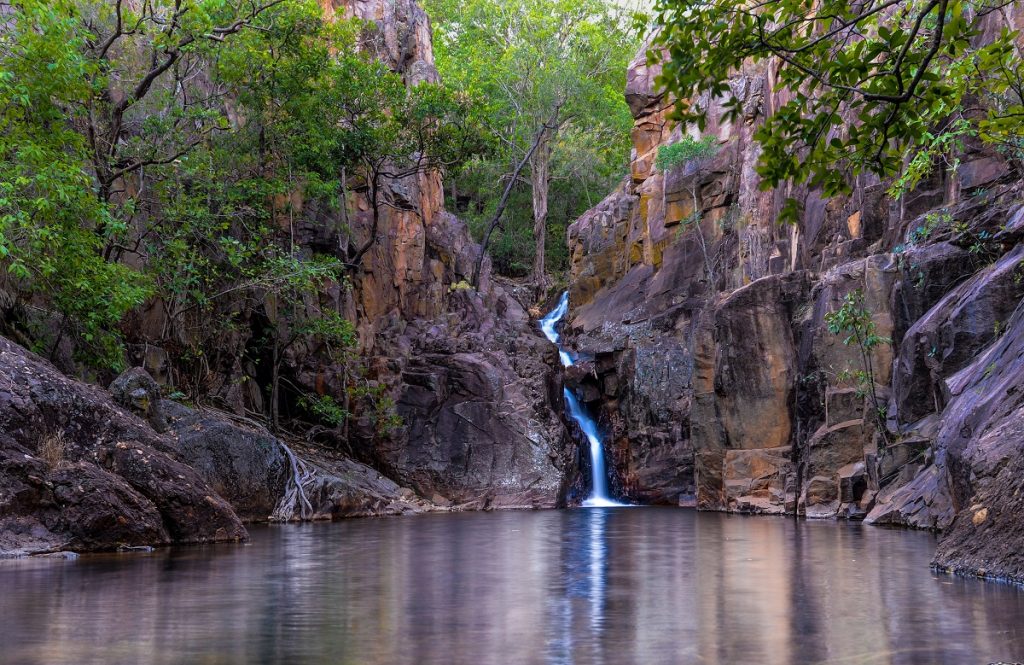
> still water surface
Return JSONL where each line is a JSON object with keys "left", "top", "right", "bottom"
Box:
{"left": 1, "top": 507, "right": 1022, "bottom": 665}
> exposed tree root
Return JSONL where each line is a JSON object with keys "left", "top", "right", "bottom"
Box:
{"left": 270, "top": 442, "right": 317, "bottom": 522}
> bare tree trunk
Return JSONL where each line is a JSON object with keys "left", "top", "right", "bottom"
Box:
{"left": 338, "top": 166, "right": 350, "bottom": 255}
{"left": 349, "top": 173, "right": 380, "bottom": 270}
{"left": 473, "top": 104, "right": 564, "bottom": 289}
{"left": 530, "top": 134, "right": 552, "bottom": 300}
{"left": 473, "top": 124, "right": 549, "bottom": 287}
{"left": 271, "top": 336, "right": 281, "bottom": 432}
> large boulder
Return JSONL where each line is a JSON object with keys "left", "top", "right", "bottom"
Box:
{"left": 389, "top": 317, "right": 573, "bottom": 508}
{"left": 162, "top": 399, "right": 432, "bottom": 522}
{"left": 0, "top": 436, "right": 170, "bottom": 555}
{"left": 163, "top": 401, "right": 290, "bottom": 522}
{"left": 109, "top": 367, "right": 168, "bottom": 433}
{"left": 0, "top": 337, "right": 246, "bottom": 554}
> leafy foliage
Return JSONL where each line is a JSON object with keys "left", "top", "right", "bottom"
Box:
{"left": 0, "top": 0, "right": 471, "bottom": 436}
{"left": 654, "top": 135, "right": 721, "bottom": 172}
{"left": 653, "top": 0, "right": 1024, "bottom": 218}
{"left": 0, "top": 0, "right": 153, "bottom": 367}
{"left": 426, "top": 0, "right": 640, "bottom": 281}
{"left": 657, "top": 135, "right": 722, "bottom": 283}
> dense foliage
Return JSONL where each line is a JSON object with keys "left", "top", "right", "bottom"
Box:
{"left": 653, "top": 0, "right": 1024, "bottom": 219}
{"left": 0, "top": 0, "right": 478, "bottom": 433}
{"left": 426, "top": 0, "right": 641, "bottom": 289}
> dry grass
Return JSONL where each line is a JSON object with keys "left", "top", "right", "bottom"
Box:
{"left": 38, "top": 431, "right": 69, "bottom": 469}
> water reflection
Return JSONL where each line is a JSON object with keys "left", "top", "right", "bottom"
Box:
{"left": 1, "top": 509, "right": 1022, "bottom": 665}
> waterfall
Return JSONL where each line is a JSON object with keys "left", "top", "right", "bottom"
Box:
{"left": 540, "top": 291, "right": 624, "bottom": 508}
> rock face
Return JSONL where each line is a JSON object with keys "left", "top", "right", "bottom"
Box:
{"left": 0, "top": 0, "right": 573, "bottom": 555}
{"left": 291, "top": 2, "right": 573, "bottom": 506}
{"left": 563, "top": 30, "right": 1024, "bottom": 580}
{"left": 124, "top": 0, "right": 574, "bottom": 508}
{"left": 929, "top": 303, "right": 1024, "bottom": 584}
{"left": 0, "top": 335, "right": 440, "bottom": 555}
{"left": 0, "top": 337, "right": 246, "bottom": 554}
{"left": 384, "top": 289, "right": 571, "bottom": 509}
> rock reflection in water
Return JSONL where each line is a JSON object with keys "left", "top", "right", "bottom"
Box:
{"left": 1, "top": 508, "right": 1022, "bottom": 665}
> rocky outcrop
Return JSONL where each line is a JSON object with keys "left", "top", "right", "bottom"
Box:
{"left": 234, "top": 1, "right": 573, "bottom": 506}
{"left": 327, "top": 3, "right": 574, "bottom": 505}
{"left": 111, "top": 0, "right": 574, "bottom": 508}
{"left": 162, "top": 398, "right": 435, "bottom": 520}
{"left": 0, "top": 333, "right": 444, "bottom": 555}
{"left": 929, "top": 302, "right": 1024, "bottom": 584}
{"left": 374, "top": 273, "right": 571, "bottom": 509}
{"left": 162, "top": 402, "right": 290, "bottom": 522}
{"left": 562, "top": 25, "right": 1024, "bottom": 580}
{"left": 0, "top": 337, "right": 246, "bottom": 555}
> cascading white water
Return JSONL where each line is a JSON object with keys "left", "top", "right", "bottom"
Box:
{"left": 540, "top": 291, "right": 624, "bottom": 508}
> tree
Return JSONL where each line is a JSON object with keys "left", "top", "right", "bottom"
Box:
{"left": 825, "top": 289, "right": 893, "bottom": 447}
{"left": 426, "top": 0, "right": 640, "bottom": 297}
{"left": 0, "top": 0, "right": 286, "bottom": 368}
{"left": 338, "top": 71, "right": 485, "bottom": 271}
{"left": 652, "top": 0, "right": 1024, "bottom": 218}
{"left": 655, "top": 134, "right": 721, "bottom": 283}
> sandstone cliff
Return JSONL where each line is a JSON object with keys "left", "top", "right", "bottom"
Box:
{"left": 563, "top": 26, "right": 1024, "bottom": 582}
{"left": 326, "top": 0, "right": 573, "bottom": 508}
{"left": 123, "top": 0, "right": 574, "bottom": 509}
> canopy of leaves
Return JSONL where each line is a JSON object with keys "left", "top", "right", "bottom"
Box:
{"left": 425, "top": 0, "right": 641, "bottom": 276}
{"left": 652, "top": 0, "right": 1024, "bottom": 216}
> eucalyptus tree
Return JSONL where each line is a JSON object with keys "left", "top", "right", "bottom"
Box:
{"left": 427, "top": 0, "right": 640, "bottom": 297}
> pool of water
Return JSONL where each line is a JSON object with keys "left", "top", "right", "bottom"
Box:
{"left": 1, "top": 508, "right": 1022, "bottom": 664}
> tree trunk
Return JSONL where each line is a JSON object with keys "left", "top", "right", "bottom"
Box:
{"left": 271, "top": 336, "right": 281, "bottom": 432}
{"left": 473, "top": 104, "right": 563, "bottom": 290}
{"left": 530, "top": 133, "right": 552, "bottom": 300}
{"left": 349, "top": 173, "right": 380, "bottom": 270}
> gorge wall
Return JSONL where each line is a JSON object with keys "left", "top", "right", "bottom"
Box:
{"left": 331, "top": 0, "right": 572, "bottom": 509}
{"left": 563, "top": 19, "right": 1024, "bottom": 583}
{"left": 138, "top": 0, "right": 574, "bottom": 510}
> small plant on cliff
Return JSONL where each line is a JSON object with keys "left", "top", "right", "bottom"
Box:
{"left": 657, "top": 135, "right": 721, "bottom": 285}
{"left": 350, "top": 382, "right": 403, "bottom": 439}
{"left": 37, "top": 431, "right": 69, "bottom": 469}
{"left": 825, "top": 289, "right": 892, "bottom": 446}
{"left": 298, "top": 394, "right": 350, "bottom": 429}
{"left": 908, "top": 210, "right": 953, "bottom": 246}
{"left": 654, "top": 135, "right": 720, "bottom": 172}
